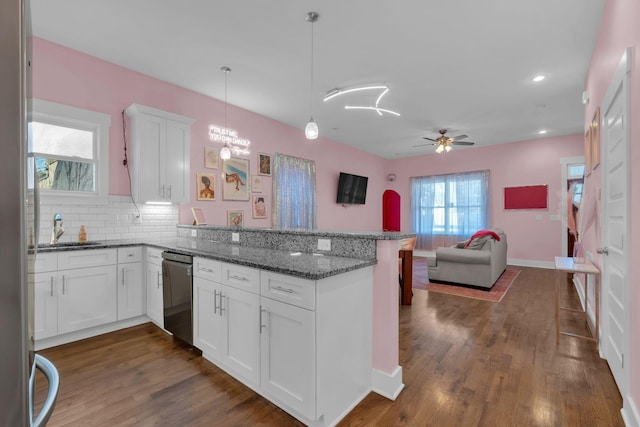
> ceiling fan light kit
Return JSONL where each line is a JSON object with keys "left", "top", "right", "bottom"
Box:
{"left": 414, "top": 129, "right": 475, "bottom": 154}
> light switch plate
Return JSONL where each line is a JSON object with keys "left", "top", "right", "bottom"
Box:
{"left": 232, "top": 232, "right": 240, "bottom": 242}
{"left": 317, "top": 238, "right": 331, "bottom": 251}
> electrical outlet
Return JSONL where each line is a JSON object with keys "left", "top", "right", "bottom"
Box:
{"left": 535, "top": 214, "right": 543, "bottom": 221}
{"left": 191, "top": 229, "right": 197, "bottom": 237}
{"left": 550, "top": 214, "right": 561, "bottom": 221}
{"left": 317, "top": 238, "right": 331, "bottom": 251}
{"left": 232, "top": 232, "right": 240, "bottom": 242}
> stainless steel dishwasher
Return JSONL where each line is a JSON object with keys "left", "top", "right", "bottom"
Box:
{"left": 161, "top": 251, "right": 193, "bottom": 345}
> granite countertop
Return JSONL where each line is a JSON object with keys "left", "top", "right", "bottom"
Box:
{"left": 36, "top": 238, "right": 376, "bottom": 280}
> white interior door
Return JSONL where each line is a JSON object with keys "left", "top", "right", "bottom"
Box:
{"left": 600, "top": 48, "right": 631, "bottom": 395}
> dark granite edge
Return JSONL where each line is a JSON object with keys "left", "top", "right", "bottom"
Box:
{"left": 177, "top": 224, "right": 415, "bottom": 240}
{"left": 35, "top": 239, "right": 377, "bottom": 280}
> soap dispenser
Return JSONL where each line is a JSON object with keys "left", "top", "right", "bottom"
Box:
{"left": 78, "top": 225, "right": 87, "bottom": 242}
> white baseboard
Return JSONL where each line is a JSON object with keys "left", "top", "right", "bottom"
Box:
{"left": 622, "top": 393, "right": 640, "bottom": 427}
{"left": 35, "top": 316, "right": 151, "bottom": 350}
{"left": 371, "top": 366, "right": 404, "bottom": 400}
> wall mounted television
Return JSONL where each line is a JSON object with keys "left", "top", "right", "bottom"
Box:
{"left": 336, "top": 172, "right": 368, "bottom": 204}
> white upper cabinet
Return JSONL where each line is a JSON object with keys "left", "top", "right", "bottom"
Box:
{"left": 125, "top": 104, "right": 194, "bottom": 204}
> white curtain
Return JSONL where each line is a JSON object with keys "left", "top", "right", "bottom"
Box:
{"left": 411, "top": 170, "right": 490, "bottom": 250}
{"left": 272, "top": 153, "right": 317, "bottom": 229}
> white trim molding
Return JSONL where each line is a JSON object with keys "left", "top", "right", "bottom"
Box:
{"left": 371, "top": 366, "right": 404, "bottom": 400}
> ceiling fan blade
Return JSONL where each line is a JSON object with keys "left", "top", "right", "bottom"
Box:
{"left": 412, "top": 143, "right": 436, "bottom": 147}
{"left": 452, "top": 141, "right": 475, "bottom": 146}
{"left": 422, "top": 137, "right": 438, "bottom": 142}
{"left": 449, "top": 134, "right": 468, "bottom": 140}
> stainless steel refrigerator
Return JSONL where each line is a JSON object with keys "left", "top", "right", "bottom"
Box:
{"left": 1, "top": 0, "right": 58, "bottom": 425}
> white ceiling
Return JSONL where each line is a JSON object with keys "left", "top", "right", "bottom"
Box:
{"left": 30, "top": 0, "right": 606, "bottom": 159}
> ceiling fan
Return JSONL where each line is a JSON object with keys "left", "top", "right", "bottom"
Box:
{"left": 414, "top": 129, "right": 475, "bottom": 153}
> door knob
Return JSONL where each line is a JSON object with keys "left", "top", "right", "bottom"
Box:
{"left": 597, "top": 247, "right": 609, "bottom": 255}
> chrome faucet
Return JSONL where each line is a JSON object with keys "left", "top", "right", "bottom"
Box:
{"left": 50, "top": 213, "right": 64, "bottom": 244}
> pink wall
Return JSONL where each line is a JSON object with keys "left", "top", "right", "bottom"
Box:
{"left": 583, "top": 0, "right": 640, "bottom": 419}
{"left": 386, "top": 134, "right": 583, "bottom": 263}
{"left": 32, "top": 38, "right": 387, "bottom": 231}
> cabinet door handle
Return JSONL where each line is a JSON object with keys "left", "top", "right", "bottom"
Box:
{"left": 50, "top": 277, "right": 54, "bottom": 297}
{"left": 157, "top": 271, "right": 161, "bottom": 288}
{"left": 121, "top": 268, "right": 125, "bottom": 286}
{"left": 167, "top": 185, "right": 172, "bottom": 200}
{"left": 62, "top": 275, "right": 66, "bottom": 295}
{"left": 161, "top": 185, "right": 165, "bottom": 199}
{"left": 229, "top": 274, "right": 249, "bottom": 282}
{"left": 273, "top": 285, "right": 294, "bottom": 294}
{"left": 220, "top": 293, "right": 226, "bottom": 315}
{"left": 213, "top": 290, "right": 219, "bottom": 315}
{"left": 260, "top": 307, "right": 267, "bottom": 333}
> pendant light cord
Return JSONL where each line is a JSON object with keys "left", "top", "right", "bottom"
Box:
{"left": 309, "top": 17, "right": 314, "bottom": 115}
{"left": 121, "top": 110, "right": 141, "bottom": 219}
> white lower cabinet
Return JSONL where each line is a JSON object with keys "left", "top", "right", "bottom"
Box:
{"left": 194, "top": 260, "right": 260, "bottom": 387}
{"left": 259, "top": 296, "right": 316, "bottom": 419}
{"left": 33, "top": 250, "right": 119, "bottom": 341}
{"left": 57, "top": 265, "right": 117, "bottom": 334}
{"left": 117, "top": 247, "right": 144, "bottom": 320}
{"left": 146, "top": 248, "right": 164, "bottom": 328}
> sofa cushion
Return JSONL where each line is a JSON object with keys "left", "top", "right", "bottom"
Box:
{"left": 435, "top": 247, "right": 491, "bottom": 264}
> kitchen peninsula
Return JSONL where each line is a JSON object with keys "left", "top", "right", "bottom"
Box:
{"left": 35, "top": 226, "right": 414, "bottom": 426}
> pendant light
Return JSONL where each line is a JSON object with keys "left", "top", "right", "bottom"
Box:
{"left": 304, "top": 11, "right": 319, "bottom": 140}
{"left": 220, "top": 66, "right": 232, "bottom": 160}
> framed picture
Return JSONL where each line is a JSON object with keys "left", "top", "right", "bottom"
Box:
{"left": 204, "top": 147, "right": 219, "bottom": 169}
{"left": 196, "top": 173, "right": 216, "bottom": 200}
{"left": 227, "top": 210, "right": 244, "bottom": 227}
{"left": 252, "top": 195, "right": 267, "bottom": 218}
{"left": 258, "top": 152, "right": 271, "bottom": 176}
{"left": 191, "top": 207, "right": 206, "bottom": 225}
{"left": 584, "top": 126, "right": 592, "bottom": 176}
{"left": 222, "top": 158, "right": 249, "bottom": 200}
{"left": 591, "top": 107, "right": 601, "bottom": 170}
{"left": 251, "top": 175, "right": 263, "bottom": 193}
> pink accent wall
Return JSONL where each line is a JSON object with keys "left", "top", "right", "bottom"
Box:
{"left": 583, "top": 0, "right": 640, "bottom": 418}
{"left": 385, "top": 134, "right": 583, "bottom": 263}
{"left": 32, "top": 38, "right": 386, "bottom": 231}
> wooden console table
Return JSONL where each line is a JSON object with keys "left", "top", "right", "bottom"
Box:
{"left": 399, "top": 249, "right": 413, "bottom": 305}
{"left": 554, "top": 256, "right": 600, "bottom": 349}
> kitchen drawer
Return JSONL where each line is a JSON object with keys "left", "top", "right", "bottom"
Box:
{"left": 118, "top": 246, "right": 143, "bottom": 264}
{"left": 146, "top": 247, "right": 163, "bottom": 266}
{"left": 260, "top": 271, "right": 315, "bottom": 310}
{"left": 57, "top": 249, "right": 117, "bottom": 270}
{"left": 32, "top": 252, "right": 57, "bottom": 273}
{"left": 193, "top": 257, "right": 222, "bottom": 282}
{"left": 221, "top": 263, "right": 260, "bottom": 294}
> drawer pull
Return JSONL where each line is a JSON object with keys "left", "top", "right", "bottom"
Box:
{"left": 200, "top": 267, "right": 214, "bottom": 273}
{"left": 273, "top": 285, "right": 294, "bottom": 294}
{"left": 150, "top": 254, "right": 160, "bottom": 259}
{"left": 229, "top": 274, "right": 249, "bottom": 282}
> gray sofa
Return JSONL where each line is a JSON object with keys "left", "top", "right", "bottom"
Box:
{"left": 427, "top": 228, "right": 507, "bottom": 289}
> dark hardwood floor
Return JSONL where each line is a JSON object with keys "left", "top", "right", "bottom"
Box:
{"left": 34, "top": 266, "right": 623, "bottom": 426}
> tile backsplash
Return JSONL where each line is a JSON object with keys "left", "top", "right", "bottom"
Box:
{"left": 37, "top": 195, "right": 178, "bottom": 244}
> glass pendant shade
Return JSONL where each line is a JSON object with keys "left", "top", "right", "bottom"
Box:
{"left": 445, "top": 144, "right": 452, "bottom": 152}
{"left": 305, "top": 117, "right": 319, "bottom": 140}
{"left": 220, "top": 144, "right": 231, "bottom": 160}
{"left": 435, "top": 144, "right": 444, "bottom": 154}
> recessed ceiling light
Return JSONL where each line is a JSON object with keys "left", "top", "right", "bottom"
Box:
{"left": 538, "top": 129, "right": 548, "bottom": 135}
{"left": 532, "top": 75, "right": 546, "bottom": 82}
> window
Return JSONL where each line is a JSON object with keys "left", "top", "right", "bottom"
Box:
{"left": 29, "top": 100, "right": 110, "bottom": 205}
{"left": 411, "top": 170, "right": 490, "bottom": 250}
{"left": 272, "top": 154, "right": 316, "bottom": 229}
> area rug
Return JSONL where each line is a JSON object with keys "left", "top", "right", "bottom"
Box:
{"left": 411, "top": 257, "right": 520, "bottom": 303}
